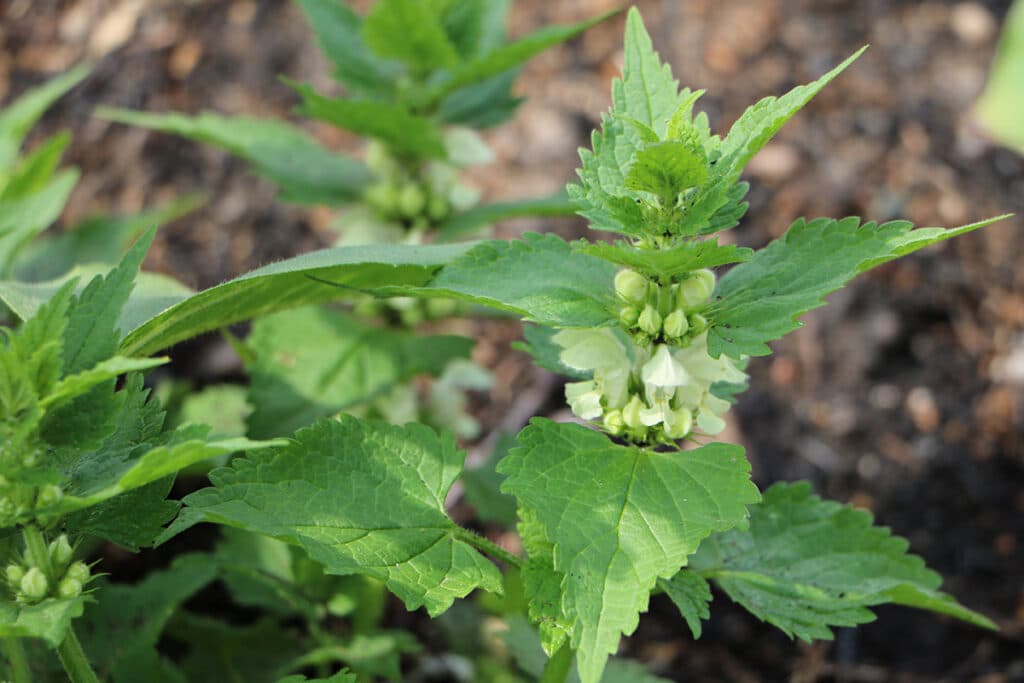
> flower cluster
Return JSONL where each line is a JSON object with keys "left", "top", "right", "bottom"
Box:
{"left": 4, "top": 534, "right": 91, "bottom": 604}
{"left": 615, "top": 268, "right": 714, "bottom": 346}
{"left": 554, "top": 326, "right": 746, "bottom": 444}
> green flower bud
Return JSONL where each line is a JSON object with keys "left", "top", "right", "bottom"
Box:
{"left": 19, "top": 567, "right": 48, "bottom": 602}
{"left": 365, "top": 141, "right": 396, "bottom": 176}
{"left": 614, "top": 269, "right": 649, "bottom": 304}
{"left": 619, "top": 305, "right": 640, "bottom": 327}
{"left": 36, "top": 484, "right": 63, "bottom": 509}
{"left": 603, "top": 409, "right": 625, "bottom": 436}
{"left": 364, "top": 182, "right": 400, "bottom": 212}
{"left": 677, "top": 269, "right": 716, "bottom": 309}
{"left": 398, "top": 184, "right": 427, "bottom": 218}
{"left": 64, "top": 561, "right": 90, "bottom": 585}
{"left": 426, "top": 195, "right": 450, "bottom": 222}
{"left": 638, "top": 305, "right": 662, "bottom": 337}
{"left": 688, "top": 313, "right": 708, "bottom": 334}
{"left": 622, "top": 395, "right": 645, "bottom": 430}
{"left": 662, "top": 310, "right": 689, "bottom": 340}
{"left": 664, "top": 407, "right": 694, "bottom": 440}
{"left": 49, "top": 534, "right": 73, "bottom": 569}
{"left": 57, "top": 577, "right": 82, "bottom": 599}
{"left": 6, "top": 564, "right": 25, "bottom": 586}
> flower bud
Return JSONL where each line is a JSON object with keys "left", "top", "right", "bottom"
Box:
{"left": 35, "top": 484, "right": 63, "bottom": 509}
{"left": 19, "top": 567, "right": 48, "bottom": 602}
{"left": 398, "top": 184, "right": 427, "bottom": 218}
{"left": 57, "top": 577, "right": 82, "bottom": 599}
{"left": 426, "top": 195, "right": 450, "bottom": 222}
{"left": 618, "top": 305, "right": 640, "bottom": 327}
{"left": 603, "top": 409, "right": 625, "bottom": 436}
{"left": 64, "top": 562, "right": 90, "bottom": 585}
{"left": 638, "top": 305, "right": 662, "bottom": 337}
{"left": 614, "top": 270, "right": 649, "bottom": 304}
{"left": 664, "top": 407, "right": 694, "bottom": 439}
{"left": 677, "top": 269, "right": 715, "bottom": 309}
{"left": 6, "top": 564, "right": 24, "bottom": 586}
{"left": 662, "top": 310, "right": 689, "bottom": 340}
{"left": 622, "top": 395, "right": 646, "bottom": 430}
{"left": 49, "top": 535, "right": 73, "bottom": 569}
{"left": 688, "top": 314, "right": 708, "bottom": 334}
{"left": 365, "top": 141, "right": 396, "bottom": 176}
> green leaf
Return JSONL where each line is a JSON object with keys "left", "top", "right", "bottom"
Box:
{"left": 438, "top": 0, "right": 509, "bottom": 58}
{"left": 0, "top": 596, "right": 87, "bottom": 647}
{"left": 276, "top": 673, "right": 357, "bottom": 683}
{"left": 512, "top": 324, "right": 591, "bottom": 380}
{"left": 40, "top": 355, "right": 167, "bottom": 409}
{"left": 288, "top": 80, "right": 446, "bottom": 159}
{"left": 213, "top": 528, "right": 319, "bottom": 619}
{"left": 65, "top": 479, "right": 180, "bottom": 551}
{"left": 499, "top": 419, "right": 759, "bottom": 683}
{"left": 658, "top": 570, "right": 711, "bottom": 639}
{"left": 78, "top": 553, "right": 218, "bottom": 683}
{"left": 426, "top": 233, "right": 618, "bottom": 328}
{"left": 245, "top": 305, "right": 472, "bottom": 438}
{"left": 624, "top": 140, "right": 708, "bottom": 202}
{"left": 975, "top": 0, "right": 1024, "bottom": 153}
{"left": 361, "top": 0, "right": 459, "bottom": 72}
{"left": 689, "top": 482, "right": 996, "bottom": 640}
{"left": 13, "top": 193, "right": 204, "bottom": 282}
{"left": 429, "top": 10, "right": 618, "bottom": 103}
{"left": 708, "top": 215, "right": 1008, "bottom": 358}
{"left": 176, "top": 384, "right": 251, "bottom": 438}
{"left": 575, "top": 238, "right": 753, "bottom": 281}
{"left": 435, "top": 192, "right": 577, "bottom": 242}
{"left": 97, "top": 109, "right": 371, "bottom": 205}
{"left": 461, "top": 433, "right": 518, "bottom": 525}
{"left": 0, "top": 64, "right": 89, "bottom": 171}
{"left": 119, "top": 241, "right": 471, "bottom": 355}
{"left": 179, "top": 417, "right": 503, "bottom": 616}
{"left": 294, "top": 0, "right": 399, "bottom": 98}
{"left": 0, "top": 131, "right": 70, "bottom": 200}
{"left": 437, "top": 68, "right": 523, "bottom": 128}
{"left": 0, "top": 169, "right": 79, "bottom": 276}
{"left": 170, "top": 614, "right": 303, "bottom": 683}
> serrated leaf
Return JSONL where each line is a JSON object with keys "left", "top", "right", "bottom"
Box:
{"left": 0, "top": 596, "right": 87, "bottom": 647}
{"left": 65, "top": 479, "right": 180, "bottom": 551}
{"left": 0, "top": 64, "right": 89, "bottom": 171}
{"left": 689, "top": 482, "right": 996, "bottom": 640}
{"left": 975, "top": 0, "right": 1024, "bottom": 154}
{"left": 97, "top": 109, "right": 371, "bottom": 205}
{"left": 0, "top": 169, "right": 78, "bottom": 276}
{"left": 658, "top": 570, "right": 711, "bottom": 639}
{"left": 41, "top": 356, "right": 167, "bottom": 409}
{"left": 245, "top": 305, "right": 472, "bottom": 438}
{"left": 625, "top": 140, "right": 708, "bottom": 202}
{"left": 362, "top": 0, "right": 459, "bottom": 72}
{"left": 14, "top": 193, "right": 203, "bottom": 282}
{"left": 499, "top": 419, "right": 759, "bottom": 683}
{"left": 1, "top": 131, "right": 70, "bottom": 201}
{"left": 294, "top": 0, "right": 399, "bottom": 98}
{"left": 426, "top": 233, "right": 618, "bottom": 328}
{"left": 179, "top": 417, "right": 503, "bottom": 616}
{"left": 429, "top": 11, "right": 617, "bottom": 103}
{"left": 288, "top": 81, "right": 446, "bottom": 159}
{"left": 575, "top": 238, "right": 753, "bottom": 281}
{"left": 708, "top": 215, "right": 1008, "bottom": 358}
{"left": 435, "top": 192, "right": 577, "bottom": 242}
{"left": 438, "top": 0, "right": 509, "bottom": 59}
{"left": 437, "top": 68, "right": 523, "bottom": 128}
{"left": 78, "top": 553, "right": 218, "bottom": 683}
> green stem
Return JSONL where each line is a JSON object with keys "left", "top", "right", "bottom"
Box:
{"left": 453, "top": 528, "right": 522, "bottom": 568}
{"left": 55, "top": 627, "right": 99, "bottom": 683}
{"left": 2, "top": 637, "right": 32, "bottom": 683}
{"left": 539, "top": 641, "right": 574, "bottom": 683}
{"left": 21, "top": 526, "right": 52, "bottom": 581}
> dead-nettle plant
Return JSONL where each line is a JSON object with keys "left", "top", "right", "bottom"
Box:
{"left": 0, "top": 7, "right": 1009, "bottom": 683}
{"left": 98, "top": 0, "right": 615, "bottom": 441}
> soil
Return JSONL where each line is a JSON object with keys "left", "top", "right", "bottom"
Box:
{"left": 2, "top": 0, "right": 1022, "bottom": 681}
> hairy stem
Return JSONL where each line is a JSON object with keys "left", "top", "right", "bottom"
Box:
{"left": 2, "top": 637, "right": 32, "bottom": 683}
{"left": 21, "top": 526, "right": 52, "bottom": 581}
{"left": 55, "top": 627, "right": 99, "bottom": 683}
{"left": 453, "top": 528, "right": 522, "bottom": 568}
{"left": 539, "top": 641, "right": 574, "bottom": 683}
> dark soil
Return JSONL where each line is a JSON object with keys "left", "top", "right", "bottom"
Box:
{"left": 3, "top": 0, "right": 1022, "bottom": 681}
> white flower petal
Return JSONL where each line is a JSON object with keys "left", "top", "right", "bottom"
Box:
{"left": 641, "top": 345, "right": 690, "bottom": 389}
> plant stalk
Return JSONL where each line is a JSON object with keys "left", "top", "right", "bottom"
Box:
{"left": 453, "top": 528, "right": 522, "bottom": 568}
{"left": 21, "top": 526, "right": 52, "bottom": 581}
{"left": 539, "top": 641, "right": 574, "bottom": 683}
{"left": 55, "top": 627, "right": 99, "bottom": 683}
{"left": 2, "top": 637, "right": 32, "bottom": 683}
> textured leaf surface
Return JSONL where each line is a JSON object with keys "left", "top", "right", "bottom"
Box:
{"left": 295, "top": 0, "right": 398, "bottom": 98}
{"left": 78, "top": 554, "right": 218, "bottom": 683}
{"left": 98, "top": 109, "right": 370, "bottom": 205}
{"left": 361, "top": 0, "right": 458, "bottom": 71}
{"left": 500, "top": 419, "right": 759, "bottom": 682}
{"left": 180, "top": 417, "right": 503, "bottom": 616}
{"left": 658, "top": 570, "right": 711, "bottom": 639}
{"left": 435, "top": 193, "right": 577, "bottom": 242}
{"left": 246, "top": 305, "right": 472, "bottom": 438}
{"left": 575, "top": 239, "right": 752, "bottom": 281}
{"left": 0, "top": 170, "right": 78, "bottom": 275}
{"left": 689, "top": 483, "right": 995, "bottom": 640}
{"left": 708, "top": 216, "right": 1007, "bottom": 358}
{"left": 426, "top": 233, "right": 617, "bottom": 328}
{"left": 289, "top": 81, "right": 445, "bottom": 159}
